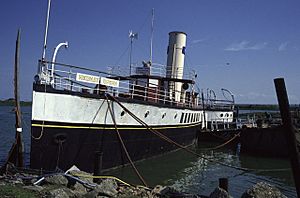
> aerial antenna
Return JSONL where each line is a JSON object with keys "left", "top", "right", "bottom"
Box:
{"left": 42, "top": 0, "right": 51, "bottom": 61}
{"left": 129, "top": 30, "right": 138, "bottom": 75}
{"left": 150, "top": 8, "right": 154, "bottom": 65}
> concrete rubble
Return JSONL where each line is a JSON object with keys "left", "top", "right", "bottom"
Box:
{"left": 241, "top": 182, "right": 287, "bottom": 198}
{"left": 0, "top": 165, "right": 289, "bottom": 198}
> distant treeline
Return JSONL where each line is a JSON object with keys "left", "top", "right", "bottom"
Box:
{"left": 236, "top": 104, "right": 300, "bottom": 110}
{"left": 236, "top": 104, "right": 279, "bottom": 110}
{"left": 0, "top": 98, "right": 32, "bottom": 106}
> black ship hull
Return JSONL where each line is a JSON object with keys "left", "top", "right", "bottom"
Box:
{"left": 30, "top": 121, "right": 199, "bottom": 172}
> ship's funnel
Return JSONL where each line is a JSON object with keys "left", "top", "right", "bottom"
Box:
{"left": 166, "top": 31, "right": 187, "bottom": 102}
{"left": 166, "top": 31, "right": 186, "bottom": 79}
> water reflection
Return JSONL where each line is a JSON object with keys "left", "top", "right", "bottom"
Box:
{"left": 107, "top": 147, "right": 296, "bottom": 197}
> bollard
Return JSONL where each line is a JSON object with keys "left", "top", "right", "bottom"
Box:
{"left": 93, "top": 151, "right": 103, "bottom": 183}
{"left": 219, "top": 177, "right": 228, "bottom": 192}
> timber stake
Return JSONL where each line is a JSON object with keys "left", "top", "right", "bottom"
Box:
{"left": 274, "top": 78, "right": 300, "bottom": 197}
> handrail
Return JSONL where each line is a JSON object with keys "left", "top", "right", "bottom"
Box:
{"left": 38, "top": 60, "right": 235, "bottom": 110}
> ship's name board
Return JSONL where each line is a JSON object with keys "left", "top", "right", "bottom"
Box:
{"left": 76, "top": 73, "right": 100, "bottom": 84}
{"left": 100, "top": 77, "right": 119, "bottom": 88}
{"left": 76, "top": 73, "right": 119, "bottom": 87}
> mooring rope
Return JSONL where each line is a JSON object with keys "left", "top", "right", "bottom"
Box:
{"left": 202, "top": 132, "right": 240, "bottom": 151}
{"left": 5, "top": 163, "right": 137, "bottom": 188}
{"left": 106, "top": 94, "right": 290, "bottom": 173}
{"left": 71, "top": 173, "right": 132, "bottom": 187}
{"left": 31, "top": 82, "right": 47, "bottom": 140}
{"left": 106, "top": 97, "right": 148, "bottom": 187}
{"left": 207, "top": 130, "right": 229, "bottom": 140}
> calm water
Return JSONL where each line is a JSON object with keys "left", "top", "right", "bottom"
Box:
{"left": 0, "top": 106, "right": 297, "bottom": 197}
{"left": 0, "top": 106, "right": 31, "bottom": 166}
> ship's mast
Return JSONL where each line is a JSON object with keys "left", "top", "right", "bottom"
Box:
{"left": 41, "top": 0, "right": 51, "bottom": 61}
{"left": 129, "top": 31, "right": 138, "bottom": 75}
{"left": 150, "top": 8, "right": 154, "bottom": 65}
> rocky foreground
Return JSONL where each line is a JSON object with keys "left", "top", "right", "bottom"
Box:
{"left": 0, "top": 166, "right": 288, "bottom": 198}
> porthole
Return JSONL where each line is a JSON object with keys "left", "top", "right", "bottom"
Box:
{"left": 220, "top": 114, "right": 223, "bottom": 117}
{"left": 120, "top": 111, "right": 125, "bottom": 116}
{"left": 162, "top": 113, "right": 166, "bottom": 119}
{"left": 145, "top": 111, "right": 149, "bottom": 118}
{"left": 226, "top": 113, "right": 229, "bottom": 117}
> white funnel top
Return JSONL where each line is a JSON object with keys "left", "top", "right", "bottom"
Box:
{"left": 166, "top": 31, "right": 187, "bottom": 79}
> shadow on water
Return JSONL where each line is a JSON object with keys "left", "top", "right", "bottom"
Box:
{"left": 238, "top": 154, "right": 296, "bottom": 197}
{"left": 105, "top": 148, "right": 198, "bottom": 187}
{"left": 106, "top": 144, "right": 297, "bottom": 197}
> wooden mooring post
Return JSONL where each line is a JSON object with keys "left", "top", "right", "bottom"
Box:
{"left": 14, "top": 29, "right": 24, "bottom": 168}
{"left": 0, "top": 29, "right": 24, "bottom": 174}
{"left": 274, "top": 78, "right": 300, "bottom": 196}
{"left": 93, "top": 151, "right": 103, "bottom": 183}
{"left": 219, "top": 177, "right": 228, "bottom": 192}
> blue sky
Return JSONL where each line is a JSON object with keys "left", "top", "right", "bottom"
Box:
{"left": 1, "top": 0, "right": 300, "bottom": 104}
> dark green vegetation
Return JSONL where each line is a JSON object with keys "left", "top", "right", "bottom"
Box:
{"left": 236, "top": 104, "right": 300, "bottom": 111}
{"left": 236, "top": 104, "right": 279, "bottom": 110}
{"left": 0, "top": 99, "right": 31, "bottom": 106}
{"left": 0, "top": 184, "right": 39, "bottom": 198}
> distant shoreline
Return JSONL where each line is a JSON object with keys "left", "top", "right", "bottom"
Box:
{"left": 1, "top": 98, "right": 298, "bottom": 110}
{"left": 0, "top": 99, "right": 32, "bottom": 106}
{"left": 236, "top": 104, "right": 279, "bottom": 110}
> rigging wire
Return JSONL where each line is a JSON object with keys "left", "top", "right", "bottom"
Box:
{"left": 113, "top": 44, "right": 131, "bottom": 66}
{"left": 136, "top": 10, "right": 152, "bottom": 34}
{"left": 113, "top": 10, "right": 154, "bottom": 70}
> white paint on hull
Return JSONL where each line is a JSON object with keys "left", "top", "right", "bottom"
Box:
{"left": 32, "top": 91, "right": 233, "bottom": 127}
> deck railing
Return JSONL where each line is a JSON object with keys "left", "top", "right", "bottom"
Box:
{"left": 37, "top": 60, "right": 234, "bottom": 110}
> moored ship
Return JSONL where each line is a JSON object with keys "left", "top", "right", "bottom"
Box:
{"left": 30, "top": 4, "right": 235, "bottom": 173}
